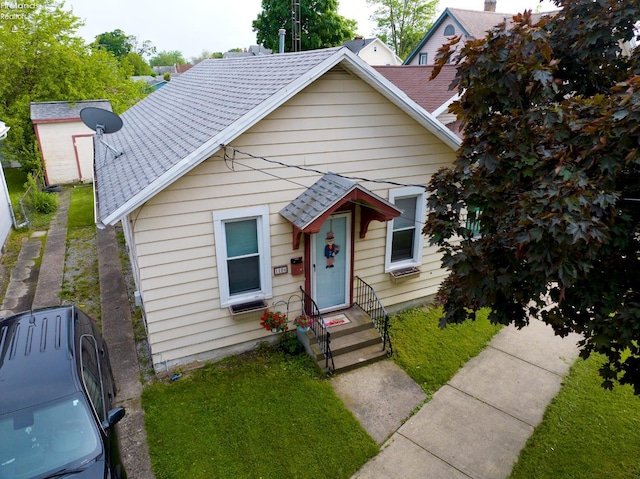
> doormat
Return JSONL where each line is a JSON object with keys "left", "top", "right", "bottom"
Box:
{"left": 323, "top": 313, "right": 350, "bottom": 327}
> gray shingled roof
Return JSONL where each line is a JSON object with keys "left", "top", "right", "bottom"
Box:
{"left": 448, "top": 8, "right": 554, "bottom": 40}
{"left": 279, "top": 173, "right": 400, "bottom": 231}
{"left": 94, "top": 46, "right": 461, "bottom": 225}
{"left": 343, "top": 38, "right": 376, "bottom": 55}
{"left": 95, "top": 48, "right": 343, "bottom": 223}
{"left": 30, "top": 100, "right": 112, "bottom": 122}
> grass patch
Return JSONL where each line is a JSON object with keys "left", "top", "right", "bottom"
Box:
{"left": 390, "top": 307, "right": 502, "bottom": 395}
{"left": 4, "top": 168, "right": 27, "bottom": 210}
{"left": 67, "top": 185, "right": 94, "bottom": 228}
{"left": 509, "top": 353, "right": 640, "bottom": 479}
{"left": 3, "top": 167, "right": 56, "bottom": 229}
{"left": 61, "top": 186, "right": 100, "bottom": 320}
{"left": 142, "top": 348, "right": 378, "bottom": 479}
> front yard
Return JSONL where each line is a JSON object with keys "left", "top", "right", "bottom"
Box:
{"left": 140, "top": 308, "right": 501, "bottom": 478}
{"left": 3, "top": 170, "right": 640, "bottom": 478}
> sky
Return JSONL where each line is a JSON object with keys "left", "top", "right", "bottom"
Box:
{"left": 68, "top": 0, "right": 558, "bottom": 61}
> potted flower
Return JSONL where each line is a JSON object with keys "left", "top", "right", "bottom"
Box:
{"left": 260, "top": 309, "right": 288, "bottom": 332}
{"left": 293, "top": 313, "right": 313, "bottom": 332}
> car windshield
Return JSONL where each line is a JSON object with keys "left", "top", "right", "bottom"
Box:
{"left": 0, "top": 393, "right": 101, "bottom": 479}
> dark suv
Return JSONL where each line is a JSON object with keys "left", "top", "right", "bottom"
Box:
{"left": 0, "top": 306, "right": 127, "bottom": 478}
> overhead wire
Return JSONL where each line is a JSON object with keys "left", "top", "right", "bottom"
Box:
{"left": 221, "top": 145, "right": 430, "bottom": 191}
{"left": 223, "top": 151, "right": 429, "bottom": 227}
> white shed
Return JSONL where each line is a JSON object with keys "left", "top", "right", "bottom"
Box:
{"left": 30, "top": 100, "right": 112, "bottom": 185}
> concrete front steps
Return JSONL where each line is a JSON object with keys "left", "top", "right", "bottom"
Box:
{"left": 302, "top": 306, "right": 389, "bottom": 374}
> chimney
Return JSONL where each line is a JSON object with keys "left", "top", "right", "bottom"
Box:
{"left": 484, "top": 0, "right": 496, "bottom": 12}
{"left": 278, "top": 28, "right": 286, "bottom": 54}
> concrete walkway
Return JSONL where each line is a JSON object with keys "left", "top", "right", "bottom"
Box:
{"left": 97, "top": 225, "right": 155, "bottom": 479}
{"left": 348, "top": 320, "right": 582, "bottom": 479}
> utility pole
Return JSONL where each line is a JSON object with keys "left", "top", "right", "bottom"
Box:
{"left": 291, "top": 0, "right": 301, "bottom": 52}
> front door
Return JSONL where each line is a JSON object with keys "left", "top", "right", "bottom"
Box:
{"left": 312, "top": 213, "right": 351, "bottom": 311}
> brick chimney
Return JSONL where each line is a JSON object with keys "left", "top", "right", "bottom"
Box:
{"left": 484, "top": 0, "right": 496, "bottom": 12}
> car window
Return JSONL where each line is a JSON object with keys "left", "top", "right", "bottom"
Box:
{"left": 80, "top": 335, "right": 106, "bottom": 423}
{"left": 0, "top": 394, "right": 101, "bottom": 478}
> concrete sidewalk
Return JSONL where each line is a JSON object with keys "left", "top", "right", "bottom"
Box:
{"left": 349, "top": 319, "right": 581, "bottom": 479}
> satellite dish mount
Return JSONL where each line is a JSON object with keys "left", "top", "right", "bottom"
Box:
{"left": 80, "top": 107, "right": 124, "bottom": 158}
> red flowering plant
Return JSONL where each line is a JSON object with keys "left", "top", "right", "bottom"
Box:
{"left": 293, "top": 314, "right": 313, "bottom": 329}
{"left": 260, "top": 309, "right": 288, "bottom": 332}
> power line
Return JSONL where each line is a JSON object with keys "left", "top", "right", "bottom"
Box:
{"left": 220, "top": 147, "right": 429, "bottom": 227}
{"left": 221, "top": 145, "right": 429, "bottom": 191}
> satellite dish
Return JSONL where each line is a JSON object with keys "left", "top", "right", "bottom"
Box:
{"left": 80, "top": 107, "right": 123, "bottom": 157}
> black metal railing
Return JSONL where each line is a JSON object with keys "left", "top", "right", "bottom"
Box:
{"left": 354, "top": 276, "right": 393, "bottom": 356}
{"left": 299, "top": 287, "right": 334, "bottom": 373}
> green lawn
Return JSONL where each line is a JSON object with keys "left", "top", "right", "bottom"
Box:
{"left": 509, "top": 353, "right": 640, "bottom": 479}
{"left": 143, "top": 348, "right": 378, "bottom": 479}
{"left": 390, "top": 307, "right": 502, "bottom": 395}
{"left": 66, "top": 185, "right": 94, "bottom": 228}
{"left": 142, "top": 307, "right": 501, "bottom": 478}
{"left": 3, "top": 167, "right": 27, "bottom": 209}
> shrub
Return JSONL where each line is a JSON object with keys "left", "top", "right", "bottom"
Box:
{"left": 25, "top": 173, "right": 57, "bottom": 214}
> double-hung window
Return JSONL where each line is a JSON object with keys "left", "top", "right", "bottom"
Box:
{"left": 213, "top": 206, "right": 272, "bottom": 307}
{"left": 385, "top": 187, "right": 427, "bottom": 272}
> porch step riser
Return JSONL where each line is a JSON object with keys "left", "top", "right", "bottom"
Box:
{"left": 332, "top": 338, "right": 383, "bottom": 357}
{"left": 323, "top": 321, "right": 374, "bottom": 339}
{"left": 309, "top": 334, "right": 383, "bottom": 361}
{"left": 319, "top": 345, "right": 388, "bottom": 374}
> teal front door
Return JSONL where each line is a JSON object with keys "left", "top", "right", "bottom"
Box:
{"left": 312, "top": 213, "right": 351, "bottom": 311}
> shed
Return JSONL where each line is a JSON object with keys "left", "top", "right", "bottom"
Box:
{"left": 30, "top": 100, "right": 113, "bottom": 185}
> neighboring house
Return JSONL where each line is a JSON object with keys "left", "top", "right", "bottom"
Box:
{"left": 223, "top": 45, "right": 272, "bottom": 59}
{"left": 0, "top": 120, "right": 12, "bottom": 252}
{"left": 92, "top": 47, "right": 461, "bottom": 372}
{"left": 404, "top": 1, "right": 556, "bottom": 65}
{"left": 374, "top": 64, "right": 461, "bottom": 136}
{"left": 131, "top": 76, "right": 168, "bottom": 91}
{"left": 343, "top": 37, "right": 402, "bottom": 66}
{"left": 152, "top": 65, "right": 177, "bottom": 76}
{"left": 30, "top": 100, "right": 112, "bottom": 185}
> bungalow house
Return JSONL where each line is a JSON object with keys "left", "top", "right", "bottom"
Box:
{"left": 30, "top": 100, "right": 113, "bottom": 185}
{"left": 404, "top": 1, "right": 556, "bottom": 65}
{"left": 92, "top": 47, "right": 461, "bottom": 373}
{"left": 343, "top": 37, "right": 402, "bottom": 66}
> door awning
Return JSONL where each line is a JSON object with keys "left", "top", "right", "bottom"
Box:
{"left": 279, "top": 173, "right": 403, "bottom": 249}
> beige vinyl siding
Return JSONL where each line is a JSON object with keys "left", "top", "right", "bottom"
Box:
{"left": 133, "top": 66, "right": 455, "bottom": 368}
{"left": 35, "top": 121, "right": 94, "bottom": 184}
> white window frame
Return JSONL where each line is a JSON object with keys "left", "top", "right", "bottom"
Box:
{"left": 385, "top": 187, "right": 427, "bottom": 273}
{"left": 418, "top": 53, "right": 428, "bottom": 65}
{"left": 213, "top": 206, "right": 272, "bottom": 308}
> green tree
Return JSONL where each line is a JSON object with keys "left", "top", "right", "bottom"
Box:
{"left": 367, "top": 0, "right": 438, "bottom": 59}
{"left": 0, "top": 0, "right": 146, "bottom": 170}
{"left": 425, "top": 0, "right": 640, "bottom": 392}
{"left": 149, "top": 50, "right": 186, "bottom": 66}
{"left": 123, "top": 51, "right": 153, "bottom": 76}
{"left": 253, "top": 0, "right": 356, "bottom": 52}
{"left": 93, "top": 28, "right": 131, "bottom": 58}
